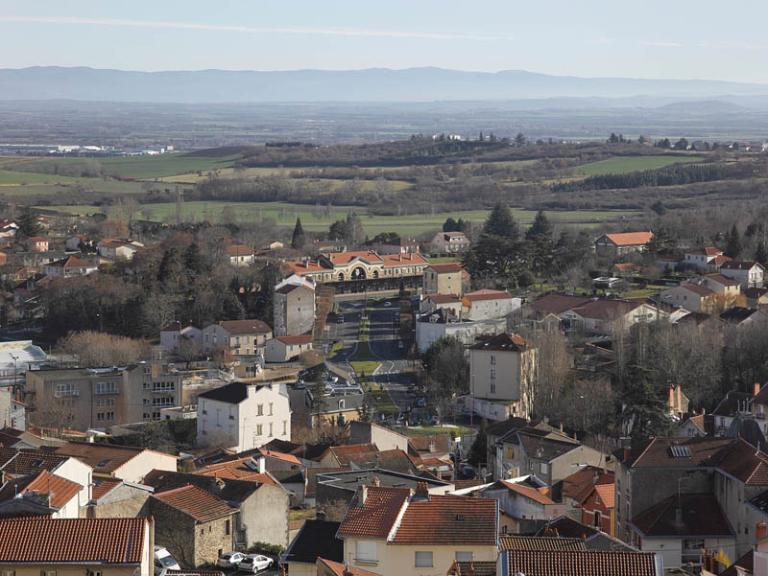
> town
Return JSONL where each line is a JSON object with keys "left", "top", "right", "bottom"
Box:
{"left": 0, "top": 180, "right": 765, "bottom": 576}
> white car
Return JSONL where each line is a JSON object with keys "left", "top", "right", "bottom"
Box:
{"left": 218, "top": 552, "right": 246, "bottom": 569}
{"left": 154, "top": 546, "right": 181, "bottom": 575}
{"left": 238, "top": 554, "right": 273, "bottom": 573}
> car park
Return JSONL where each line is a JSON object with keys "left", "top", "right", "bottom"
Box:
{"left": 154, "top": 546, "right": 181, "bottom": 575}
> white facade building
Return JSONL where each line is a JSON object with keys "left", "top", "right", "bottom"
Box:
{"left": 197, "top": 381, "right": 291, "bottom": 452}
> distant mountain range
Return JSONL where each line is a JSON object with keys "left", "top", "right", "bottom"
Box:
{"left": 3, "top": 66, "right": 768, "bottom": 104}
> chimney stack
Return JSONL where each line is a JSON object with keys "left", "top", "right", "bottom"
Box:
{"left": 257, "top": 456, "right": 266, "bottom": 474}
{"left": 359, "top": 485, "right": 368, "bottom": 506}
{"left": 414, "top": 481, "right": 429, "bottom": 500}
{"left": 372, "top": 475, "right": 380, "bottom": 487}
{"left": 755, "top": 383, "right": 762, "bottom": 397}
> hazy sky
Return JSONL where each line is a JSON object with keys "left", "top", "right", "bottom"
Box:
{"left": 2, "top": 0, "right": 767, "bottom": 82}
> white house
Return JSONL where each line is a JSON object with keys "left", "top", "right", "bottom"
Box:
{"left": 720, "top": 260, "right": 765, "bottom": 288}
{"left": 226, "top": 244, "right": 256, "bottom": 267}
{"left": 462, "top": 289, "right": 521, "bottom": 321}
{"left": 197, "top": 381, "right": 291, "bottom": 452}
{"left": 429, "top": 231, "right": 471, "bottom": 254}
{"left": 416, "top": 309, "right": 507, "bottom": 352}
{"left": 202, "top": 319, "right": 273, "bottom": 357}
{"left": 44, "top": 255, "right": 99, "bottom": 278}
{"left": 160, "top": 321, "right": 203, "bottom": 353}
{"left": 683, "top": 246, "right": 723, "bottom": 271}
{"left": 265, "top": 335, "right": 313, "bottom": 363}
{"left": 97, "top": 239, "right": 143, "bottom": 261}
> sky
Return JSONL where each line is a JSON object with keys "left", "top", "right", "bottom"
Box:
{"left": 1, "top": 0, "right": 767, "bottom": 82}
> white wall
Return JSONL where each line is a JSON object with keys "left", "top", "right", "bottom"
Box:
{"left": 54, "top": 457, "right": 93, "bottom": 509}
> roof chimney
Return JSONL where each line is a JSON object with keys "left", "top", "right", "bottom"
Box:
{"left": 756, "top": 383, "right": 762, "bottom": 397}
{"left": 372, "top": 475, "right": 380, "bottom": 487}
{"left": 316, "top": 510, "right": 327, "bottom": 521}
{"left": 359, "top": 485, "right": 368, "bottom": 506}
{"left": 414, "top": 481, "right": 429, "bottom": 500}
{"left": 257, "top": 456, "right": 266, "bottom": 474}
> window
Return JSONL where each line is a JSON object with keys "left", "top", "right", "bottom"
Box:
{"left": 95, "top": 381, "right": 118, "bottom": 395}
{"left": 269, "top": 422, "right": 273, "bottom": 437}
{"left": 1, "top": 571, "right": 15, "bottom": 576}
{"left": 455, "top": 552, "right": 473, "bottom": 562}
{"left": 225, "top": 519, "right": 231, "bottom": 535}
{"left": 415, "top": 552, "right": 433, "bottom": 568}
{"left": 283, "top": 420, "right": 287, "bottom": 435}
{"left": 594, "top": 510, "right": 601, "bottom": 527}
{"left": 355, "top": 541, "right": 377, "bottom": 563}
{"left": 269, "top": 402, "right": 274, "bottom": 416}
{"left": 540, "top": 462, "right": 549, "bottom": 475}
{"left": 54, "top": 383, "right": 78, "bottom": 397}
{"left": 490, "top": 354, "right": 496, "bottom": 365}
{"left": 257, "top": 404, "right": 264, "bottom": 416}
{"left": 256, "top": 424, "right": 263, "bottom": 436}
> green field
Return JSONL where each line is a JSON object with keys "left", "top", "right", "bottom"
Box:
{"left": 576, "top": 155, "right": 703, "bottom": 176}
{"left": 47, "top": 201, "right": 640, "bottom": 235}
{"left": 0, "top": 153, "right": 240, "bottom": 180}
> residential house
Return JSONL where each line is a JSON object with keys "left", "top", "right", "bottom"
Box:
{"left": 661, "top": 281, "right": 723, "bottom": 314}
{"left": 336, "top": 484, "right": 497, "bottom": 576}
{"left": 556, "top": 465, "right": 616, "bottom": 535}
{"left": 486, "top": 418, "right": 529, "bottom": 481}
{"left": 0, "top": 340, "right": 47, "bottom": 387}
{"left": 160, "top": 321, "right": 203, "bottom": 354}
{"left": 202, "top": 319, "right": 272, "bottom": 357}
{"left": 348, "top": 421, "right": 410, "bottom": 452}
{"left": 26, "top": 236, "right": 49, "bottom": 252}
{"left": 684, "top": 247, "right": 724, "bottom": 271}
{"left": 561, "top": 298, "right": 663, "bottom": 336}
{"left": 479, "top": 476, "right": 567, "bottom": 533}
{"left": 430, "top": 231, "right": 471, "bottom": 255}
{"left": 630, "top": 492, "right": 735, "bottom": 570}
{"left": 273, "top": 275, "right": 316, "bottom": 337}
{"left": 462, "top": 289, "right": 521, "bottom": 321}
{"left": 745, "top": 287, "right": 768, "bottom": 309}
{"left": 97, "top": 238, "right": 143, "bottom": 261}
{"left": 226, "top": 244, "right": 256, "bottom": 267}
{"left": 467, "top": 333, "right": 537, "bottom": 422}
{"left": 422, "top": 263, "right": 467, "bottom": 296}
{"left": 151, "top": 485, "right": 237, "bottom": 568}
{"left": 54, "top": 441, "right": 177, "bottom": 483}
{"left": 0, "top": 469, "right": 83, "bottom": 518}
{"left": 495, "top": 425, "right": 605, "bottom": 484}
{"left": 525, "top": 293, "right": 592, "bottom": 330}
{"left": 196, "top": 382, "right": 291, "bottom": 451}
{"left": 537, "top": 515, "right": 641, "bottom": 551}
{"left": 282, "top": 516, "right": 344, "bottom": 576}
{"left": 0, "top": 517, "right": 154, "bottom": 576}
{"left": 291, "top": 385, "right": 364, "bottom": 429}
{"left": 314, "top": 469, "right": 453, "bottom": 510}
{"left": 0, "top": 388, "right": 24, "bottom": 430}
{"left": 43, "top": 255, "right": 98, "bottom": 277}
{"left": 144, "top": 468, "right": 290, "bottom": 549}
{"left": 25, "top": 364, "right": 182, "bottom": 430}
{"left": 419, "top": 293, "right": 463, "bottom": 317}
{"left": 415, "top": 308, "right": 507, "bottom": 352}
{"left": 317, "top": 443, "right": 378, "bottom": 468}
{"left": 721, "top": 261, "right": 765, "bottom": 289}
{"left": 88, "top": 476, "right": 154, "bottom": 518}
{"left": 705, "top": 273, "right": 743, "bottom": 297}
{"left": 594, "top": 231, "right": 654, "bottom": 258}
{"left": 265, "top": 335, "right": 313, "bottom": 363}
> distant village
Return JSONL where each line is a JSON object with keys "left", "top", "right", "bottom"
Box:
{"left": 0, "top": 203, "right": 768, "bottom": 576}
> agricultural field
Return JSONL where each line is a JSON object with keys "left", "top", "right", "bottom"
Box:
{"left": 0, "top": 153, "right": 240, "bottom": 180}
{"left": 575, "top": 155, "right": 703, "bottom": 176}
{"left": 48, "top": 200, "right": 640, "bottom": 236}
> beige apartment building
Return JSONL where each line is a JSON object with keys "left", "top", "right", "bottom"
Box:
{"left": 25, "top": 363, "right": 181, "bottom": 431}
{"left": 423, "top": 263, "right": 466, "bottom": 296}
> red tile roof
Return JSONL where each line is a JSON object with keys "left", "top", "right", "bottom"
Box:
{"left": 153, "top": 485, "right": 236, "bottom": 522}
{"left": 276, "top": 335, "right": 313, "bottom": 345}
{"left": 326, "top": 251, "right": 383, "bottom": 265}
{"left": 678, "top": 282, "right": 715, "bottom": 297}
{"left": 91, "top": 477, "right": 123, "bottom": 501}
{"left": 337, "top": 486, "right": 410, "bottom": 539}
{"left": 706, "top": 438, "right": 768, "bottom": 485}
{"left": 499, "top": 480, "right": 555, "bottom": 506}
{"left": 22, "top": 470, "right": 82, "bottom": 509}
{"left": 218, "top": 319, "right": 272, "bottom": 335}
{"left": 623, "top": 437, "right": 733, "bottom": 468}
{"left": 603, "top": 231, "right": 654, "bottom": 247}
{"left": 529, "top": 293, "right": 592, "bottom": 317}
{"left": 427, "top": 293, "right": 461, "bottom": 304}
{"left": 504, "top": 549, "right": 658, "bottom": 576}
{"left": 499, "top": 536, "right": 586, "bottom": 551}
{"left": 317, "top": 558, "right": 381, "bottom": 576}
{"left": 325, "top": 444, "right": 378, "bottom": 466}
{"left": 427, "top": 263, "right": 464, "bottom": 273}
{"left": 632, "top": 493, "right": 733, "bottom": 537}
{"left": 594, "top": 484, "right": 616, "bottom": 509}
{"left": 0, "top": 517, "right": 148, "bottom": 564}
{"left": 260, "top": 448, "right": 302, "bottom": 466}
{"left": 54, "top": 441, "right": 162, "bottom": 473}
{"left": 195, "top": 458, "right": 279, "bottom": 485}
{"left": 226, "top": 244, "right": 254, "bottom": 256}
{"left": 391, "top": 494, "right": 497, "bottom": 545}
{"left": 381, "top": 252, "right": 428, "bottom": 268}
{"left": 464, "top": 289, "right": 512, "bottom": 302}
{"left": 705, "top": 273, "right": 740, "bottom": 287}
{"left": 447, "top": 560, "right": 497, "bottom": 576}
{"left": 559, "top": 466, "right": 614, "bottom": 503}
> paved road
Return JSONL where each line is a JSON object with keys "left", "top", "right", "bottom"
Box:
{"left": 322, "top": 296, "right": 417, "bottom": 413}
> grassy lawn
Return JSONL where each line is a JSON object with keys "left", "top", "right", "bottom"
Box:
{"left": 576, "top": 155, "right": 704, "bottom": 176}
{"left": 46, "top": 201, "right": 640, "bottom": 236}
{"left": 394, "top": 424, "right": 475, "bottom": 437}
{"left": 621, "top": 284, "right": 667, "bottom": 298}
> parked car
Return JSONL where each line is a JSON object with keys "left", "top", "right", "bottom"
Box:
{"left": 238, "top": 554, "right": 273, "bottom": 574}
{"left": 218, "top": 552, "right": 246, "bottom": 569}
{"left": 384, "top": 301, "right": 392, "bottom": 307}
{"left": 154, "top": 546, "right": 181, "bottom": 575}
